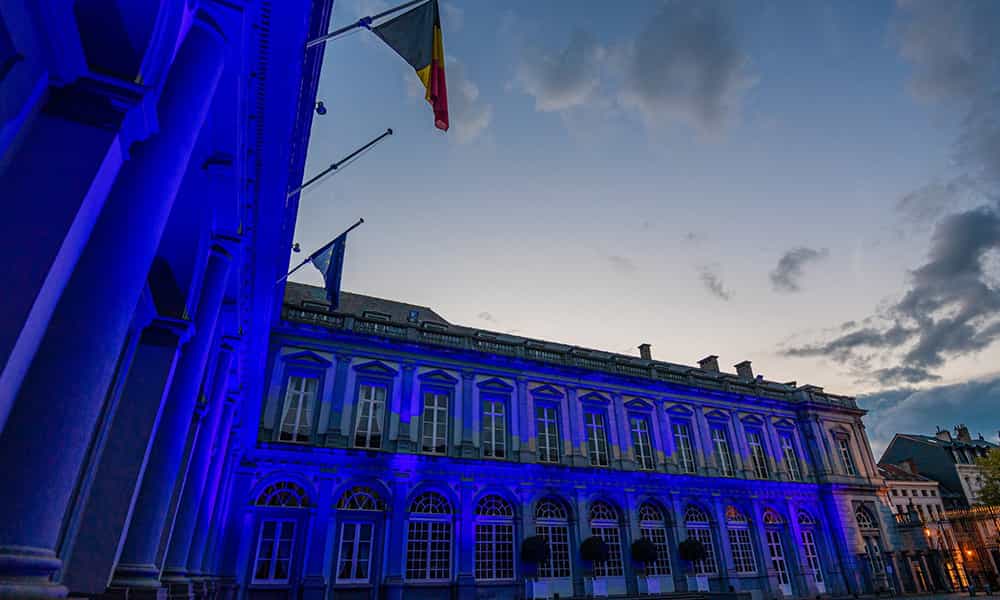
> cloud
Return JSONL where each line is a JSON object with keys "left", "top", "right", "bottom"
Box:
{"left": 859, "top": 373, "right": 1000, "bottom": 458}
{"left": 441, "top": 2, "right": 463, "bottom": 33}
{"left": 698, "top": 264, "right": 732, "bottom": 301}
{"left": 618, "top": 0, "right": 756, "bottom": 131}
{"left": 514, "top": 31, "right": 606, "bottom": 112}
{"left": 606, "top": 254, "right": 637, "bottom": 275}
{"left": 769, "top": 247, "right": 829, "bottom": 293}
{"left": 477, "top": 311, "right": 497, "bottom": 323}
{"left": 895, "top": 177, "right": 976, "bottom": 230}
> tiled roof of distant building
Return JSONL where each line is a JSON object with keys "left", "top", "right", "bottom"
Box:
{"left": 285, "top": 281, "right": 451, "bottom": 326}
{"left": 878, "top": 463, "right": 935, "bottom": 483}
{"left": 896, "top": 433, "right": 998, "bottom": 449}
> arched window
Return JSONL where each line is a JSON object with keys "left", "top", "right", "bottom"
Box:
{"left": 336, "top": 486, "right": 383, "bottom": 511}
{"left": 475, "top": 495, "right": 515, "bottom": 581}
{"left": 589, "top": 501, "right": 623, "bottom": 577}
{"left": 855, "top": 507, "right": 877, "bottom": 530}
{"left": 335, "top": 486, "right": 383, "bottom": 584}
{"left": 762, "top": 508, "right": 790, "bottom": 587}
{"left": 726, "top": 506, "right": 756, "bottom": 574}
{"left": 798, "top": 511, "right": 823, "bottom": 584}
{"left": 638, "top": 502, "right": 671, "bottom": 576}
{"left": 406, "top": 492, "right": 452, "bottom": 581}
{"left": 255, "top": 481, "right": 309, "bottom": 507}
{"left": 251, "top": 481, "right": 308, "bottom": 584}
{"left": 684, "top": 505, "right": 717, "bottom": 575}
{"left": 535, "top": 498, "right": 571, "bottom": 579}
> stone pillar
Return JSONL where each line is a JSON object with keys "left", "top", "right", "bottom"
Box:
{"left": 326, "top": 353, "right": 351, "bottom": 447}
{"left": 60, "top": 317, "right": 192, "bottom": 595}
{"left": 0, "top": 75, "right": 151, "bottom": 433}
{"left": 565, "top": 386, "right": 585, "bottom": 466}
{"left": 457, "top": 480, "right": 476, "bottom": 600}
{"left": 396, "top": 364, "right": 416, "bottom": 452}
{"left": 517, "top": 377, "right": 534, "bottom": 462}
{"left": 112, "top": 244, "right": 232, "bottom": 592}
{"left": 0, "top": 19, "right": 226, "bottom": 598}
{"left": 186, "top": 398, "right": 237, "bottom": 577}
{"left": 162, "top": 342, "right": 235, "bottom": 586}
{"left": 382, "top": 480, "right": 411, "bottom": 600}
{"left": 301, "top": 476, "right": 334, "bottom": 600}
{"left": 611, "top": 392, "right": 630, "bottom": 469}
{"left": 459, "top": 371, "right": 476, "bottom": 457}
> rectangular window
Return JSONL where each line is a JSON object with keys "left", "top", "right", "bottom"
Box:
{"left": 711, "top": 426, "right": 735, "bottom": 477}
{"left": 838, "top": 437, "right": 858, "bottom": 476}
{"left": 253, "top": 519, "right": 296, "bottom": 583}
{"left": 766, "top": 530, "right": 790, "bottom": 585}
{"left": 687, "top": 527, "right": 717, "bottom": 574}
{"left": 591, "top": 526, "right": 624, "bottom": 577}
{"left": 864, "top": 537, "right": 885, "bottom": 576}
{"left": 891, "top": 489, "right": 898, "bottom": 496}
{"left": 535, "top": 524, "right": 571, "bottom": 578}
{"left": 406, "top": 520, "right": 451, "bottom": 581}
{"left": 475, "top": 522, "right": 514, "bottom": 581}
{"left": 672, "top": 422, "right": 696, "bottom": 473}
{"left": 354, "top": 384, "right": 386, "bottom": 449}
{"left": 640, "top": 527, "right": 671, "bottom": 575}
{"left": 801, "top": 530, "right": 823, "bottom": 582}
{"left": 747, "top": 431, "right": 770, "bottom": 479}
{"left": 728, "top": 527, "right": 756, "bottom": 574}
{"left": 536, "top": 405, "right": 560, "bottom": 463}
{"left": 630, "top": 416, "right": 655, "bottom": 470}
{"left": 585, "top": 412, "right": 609, "bottom": 467}
{"left": 279, "top": 376, "right": 318, "bottom": 443}
{"left": 482, "top": 399, "right": 507, "bottom": 458}
{"left": 421, "top": 392, "right": 448, "bottom": 454}
{"left": 336, "top": 522, "right": 373, "bottom": 583}
{"left": 780, "top": 433, "right": 802, "bottom": 481}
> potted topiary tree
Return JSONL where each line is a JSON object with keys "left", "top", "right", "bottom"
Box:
{"left": 521, "top": 536, "right": 550, "bottom": 599}
{"left": 581, "top": 536, "right": 610, "bottom": 598}
{"left": 678, "top": 538, "right": 709, "bottom": 592}
{"left": 631, "top": 537, "right": 660, "bottom": 594}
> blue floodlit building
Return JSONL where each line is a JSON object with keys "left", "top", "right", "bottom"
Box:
{"left": 0, "top": 1, "right": 944, "bottom": 600}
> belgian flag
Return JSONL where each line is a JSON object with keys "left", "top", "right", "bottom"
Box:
{"left": 374, "top": 0, "right": 449, "bottom": 131}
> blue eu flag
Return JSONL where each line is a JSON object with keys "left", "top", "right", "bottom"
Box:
{"left": 310, "top": 232, "right": 347, "bottom": 310}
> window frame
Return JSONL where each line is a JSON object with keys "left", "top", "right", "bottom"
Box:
{"left": 353, "top": 379, "right": 389, "bottom": 450}
{"left": 725, "top": 506, "right": 756, "bottom": 575}
{"left": 684, "top": 506, "right": 717, "bottom": 575}
{"left": 481, "top": 393, "right": 509, "bottom": 459}
{"left": 584, "top": 410, "right": 610, "bottom": 467}
{"left": 672, "top": 421, "right": 697, "bottom": 474}
{"left": 535, "top": 402, "right": 562, "bottom": 464}
{"left": 335, "top": 521, "right": 375, "bottom": 584}
{"left": 535, "top": 499, "right": 572, "bottom": 579}
{"left": 836, "top": 435, "right": 859, "bottom": 476}
{"left": 589, "top": 502, "right": 624, "bottom": 577}
{"left": 420, "top": 387, "right": 451, "bottom": 455}
{"left": 252, "top": 518, "right": 297, "bottom": 584}
{"left": 638, "top": 503, "right": 671, "bottom": 576}
{"left": 277, "top": 371, "right": 321, "bottom": 444}
{"left": 405, "top": 492, "right": 453, "bottom": 582}
{"left": 474, "top": 495, "right": 516, "bottom": 581}
{"left": 630, "top": 413, "right": 656, "bottom": 470}
{"left": 746, "top": 429, "right": 770, "bottom": 479}
{"left": 710, "top": 425, "right": 735, "bottom": 477}
{"left": 778, "top": 431, "right": 803, "bottom": 481}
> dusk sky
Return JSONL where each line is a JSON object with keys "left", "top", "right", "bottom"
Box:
{"left": 292, "top": 0, "right": 1000, "bottom": 455}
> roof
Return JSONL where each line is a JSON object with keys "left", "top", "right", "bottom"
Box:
{"left": 878, "top": 463, "right": 935, "bottom": 483}
{"left": 281, "top": 282, "right": 859, "bottom": 408}
{"left": 895, "top": 433, "right": 998, "bottom": 449}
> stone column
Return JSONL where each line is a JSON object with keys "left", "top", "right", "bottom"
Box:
{"left": 0, "top": 19, "right": 226, "bottom": 598}
{"left": 60, "top": 316, "right": 192, "bottom": 595}
{"left": 459, "top": 371, "right": 476, "bottom": 457}
{"left": 565, "top": 386, "right": 585, "bottom": 466}
{"left": 611, "top": 392, "right": 630, "bottom": 469}
{"left": 186, "top": 398, "right": 237, "bottom": 576}
{"left": 112, "top": 244, "right": 232, "bottom": 592}
{"left": 517, "top": 377, "right": 534, "bottom": 462}
{"left": 326, "top": 353, "right": 351, "bottom": 447}
{"left": 457, "top": 480, "right": 476, "bottom": 600}
{"left": 162, "top": 342, "right": 236, "bottom": 585}
{"left": 382, "top": 480, "right": 411, "bottom": 600}
{"left": 301, "top": 477, "right": 334, "bottom": 600}
{"left": 396, "top": 364, "right": 416, "bottom": 452}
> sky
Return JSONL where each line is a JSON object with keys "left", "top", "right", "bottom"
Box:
{"left": 293, "top": 0, "right": 1000, "bottom": 456}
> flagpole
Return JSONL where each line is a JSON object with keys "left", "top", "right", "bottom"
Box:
{"left": 305, "top": 0, "right": 429, "bottom": 48}
{"left": 276, "top": 218, "right": 365, "bottom": 285}
{"left": 287, "top": 129, "right": 393, "bottom": 199}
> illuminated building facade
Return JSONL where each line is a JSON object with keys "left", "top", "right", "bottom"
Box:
{"left": 236, "top": 282, "right": 918, "bottom": 599}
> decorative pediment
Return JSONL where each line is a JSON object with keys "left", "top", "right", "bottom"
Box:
{"left": 417, "top": 369, "right": 458, "bottom": 385}
{"left": 665, "top": 403, "right": 694, "bottom": 417}
{"left": 282, "top": 350, "right": 332, "bottom": 368}
{"left": 704, "top": 409, "right": 730, "bottom": 422}
{"left": 624, "top": 397, "right": 652, "bottom": 410}
{"left": 352, "top": 360, "right": 398, "bottom": 378}
{"left": 530, "top": 384, "right": 564, "bottom": 399}
{"left": 477, "top": 377, "right": 514, "bottom": 393}
{"left": 579, "top": 391, "right": 610, "bottom": 405}
{"left": 773, "top": 418, "right": 796, "bottom": 430}
{"left": 740, "top": 414, "right": 765, "bottom": 426}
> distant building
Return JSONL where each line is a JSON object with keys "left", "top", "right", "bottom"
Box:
{"left": 880, "top": 427, "right": 1000, "bottom": 590}
{"left": 880, "top": 426, "right": 998, "bottom": 509}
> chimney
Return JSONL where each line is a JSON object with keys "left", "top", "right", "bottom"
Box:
{"left": 955, "top": 424, "right": 971, "bottom": 442}
{"left": 698, "top": 355, "right": 720, "bottom": 373}
{"left": 935, "top": 428, "right": 952, "bottom": 442}
{"left": 902, "top": 459, "right": 919, "bottom": 474}
{"left": 638, "top": 343, "right": 652, "bottom": 361}
{"left": 734, "top": 360, "right": 754, "bottom": 380}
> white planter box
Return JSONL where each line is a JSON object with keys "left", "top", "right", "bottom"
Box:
{"left": 586, "top": 577, "right": 608, "bottom": 597}
{"left": 687, "top": 575, "right": 709, "bottom": 592}
{"left": 816, "top": 581, "right": 826, "bottom": 595}
{"left": 637, "top": 576, "right": 661, "bottom": 594}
